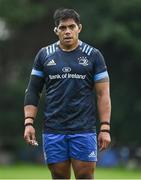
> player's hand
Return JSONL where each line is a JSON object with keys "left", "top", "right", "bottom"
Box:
{"left": 98, "top": 132, "right": 111, "bottom": 151}
{"left": 24, "top": 126, "right": 38, "bottom": 146}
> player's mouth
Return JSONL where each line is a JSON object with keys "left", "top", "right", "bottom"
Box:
{"left": 63, "top": 37, "right": 73, "bottom": 42}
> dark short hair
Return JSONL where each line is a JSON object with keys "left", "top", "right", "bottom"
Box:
{"left": 53, "top": 8, "right": 81, "bottom": 26}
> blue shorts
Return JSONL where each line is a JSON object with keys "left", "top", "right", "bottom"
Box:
{"left": 42, "top": 133, "right": 97, "bottom": 164}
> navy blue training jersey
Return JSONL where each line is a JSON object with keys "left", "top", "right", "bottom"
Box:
{"left": 31, "top": 40, "right": 109, "bottom": 134}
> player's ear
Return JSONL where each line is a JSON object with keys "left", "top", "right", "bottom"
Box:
{"left": 78, "top": 24, "right": 82, "bottom": 33}
{"left": 54, "top": 27, "right": 59, "bottom": 35}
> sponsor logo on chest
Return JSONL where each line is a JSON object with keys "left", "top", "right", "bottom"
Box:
{"left": 46, "top": 58, "right": 89, "bottom": 80}
{"left": 62, "top": 67, "right": 71, "bottom": 73}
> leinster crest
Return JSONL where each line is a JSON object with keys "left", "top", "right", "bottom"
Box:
{"left": 78, "top": 57, "right": 89, "bottom": 66}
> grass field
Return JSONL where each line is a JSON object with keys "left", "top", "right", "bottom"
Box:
{"left": 0, "top": 164, "right": 141, "bottom": 179}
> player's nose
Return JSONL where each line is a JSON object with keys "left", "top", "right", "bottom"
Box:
{"left": 65, "top": 27, "right": 71, "bottom": 34}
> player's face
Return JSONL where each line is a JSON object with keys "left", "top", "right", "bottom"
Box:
{"left": 56, "top": 19, "right": 82, "bottom": 50}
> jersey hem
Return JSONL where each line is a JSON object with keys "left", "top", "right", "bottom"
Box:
{"left": 42, "top": 128, "right": 96, "bottom": 134}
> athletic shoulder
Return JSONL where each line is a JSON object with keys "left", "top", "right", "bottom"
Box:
{"left": 34, "top": 41, "right": 58, "bottom": 65}
{"left": 43, "top": 41, "right": 58, "bottom": 58}
{"left": 79, "top": 41, "right": 100, "bottom": 56}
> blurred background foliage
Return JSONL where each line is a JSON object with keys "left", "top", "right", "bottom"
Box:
{"left": 0, "top": 0, "right": 141, "bottom": 162}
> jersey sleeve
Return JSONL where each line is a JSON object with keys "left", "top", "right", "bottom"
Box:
{"left": 31, "top": 48, "right": 46, "bottom": 78}
{"left": 93, "top": 49, "right": 109, "bottom": 82}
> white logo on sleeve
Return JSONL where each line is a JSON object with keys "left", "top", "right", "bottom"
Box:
{"left": 47, "top": 59, "right": 56, "bottom": 66}
{"left": 88, "top": 151, "right": 96, "bottom": 158}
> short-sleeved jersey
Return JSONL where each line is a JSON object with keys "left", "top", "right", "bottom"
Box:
{"left": 31, "top": 40, "right": 109, "bottom": 134}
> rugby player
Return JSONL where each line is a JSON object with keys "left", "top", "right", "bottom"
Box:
{"left": 24, "top": 8, "right": 111, "bottom": 179}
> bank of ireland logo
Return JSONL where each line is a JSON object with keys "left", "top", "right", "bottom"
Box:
{"left": 78, "top": 56, "right": 89, "bottom": 66}
{"left": 62, "top": 67, "right": 71, "bottom": 73}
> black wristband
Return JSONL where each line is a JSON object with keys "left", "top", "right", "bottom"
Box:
{"left": 24, "top": 123, "right": 33, "bottom": 127}
{"left": 100, "top": 122, "right": 110, "bottom": 126}
{"left": 25, "top": 117, "right": 34, "bottom": 120}
{"left": 100, "top": 129, "right": 110, "bottom": 133}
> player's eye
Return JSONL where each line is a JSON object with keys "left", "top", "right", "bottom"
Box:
{"left": 59, "top": 26, "right": 67, "bottom": 31}
{"left": 70, "top": 24, "right": 76, "bottom": 29}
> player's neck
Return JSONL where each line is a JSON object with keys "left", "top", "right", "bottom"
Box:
{"left": 59, "top": 40, "right": 79, "bottom": 52}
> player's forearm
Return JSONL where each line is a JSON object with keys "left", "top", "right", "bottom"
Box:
{"left": 24, "top": 74, "right": 44, "bottom": 125}
{"left": 24, "top": 105, "right": 38, "bottom": 124}
{"left": 97, "top": 95, "right": 111, "bottom": 129}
